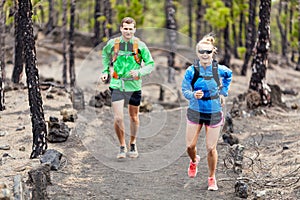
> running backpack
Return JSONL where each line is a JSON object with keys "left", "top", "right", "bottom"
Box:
{"left": 191, "top": 59, "right": 221, "bottom": 91}
{"left": 110, "top": 37, "right": 141, "bottom": 66}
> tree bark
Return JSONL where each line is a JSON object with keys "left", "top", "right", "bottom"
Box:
{"left": 62, "top": 0, "right": 67, "bottom": 86}
{"left": 165, "top": 0, "right": 177, "bottom": 83}
{"left": 18, "top": 0, "right": 48, "bottom": 158}
{"left": 249, "top": 0, "right": 272, "bottom": 106}
{"left": 196, "top": 0, "right": 202, "bottom": 42}
{"left": 12, "top": 0, "right": 24, "bottom": 84}
{"left": 0, "top": 0, "right": 5, "bottom": 111}
{"left": 231, "top": 0, "right": 239, "bottom": 58}
{"left": 297, "top": 0, "right": 300, "bottom": 70}
{"left": 223, "top": 0, "right": 231, "bottom": 67}
{"left": 93, "top": 0, "right": 101, "bottom": 46}
{"left": 241, "top": 0, "right": 257, "bottom": 76}
{"left": 103, "top": 0, "right": 112, "bottom": 39}
{"left": 45, "top": 0, "right": 54, "bottom": 34}
{"left": 276, "top": 0, "right": 288, "bottom": 62}
{"left": 188, "top": 0, "right": 192, "bottom": 47}
{"left": 69, "top": 0, "right": 76, "bottom": 87}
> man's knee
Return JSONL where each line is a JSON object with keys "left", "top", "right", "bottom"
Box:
{"left": 130, "top": 115, "right": 139, "bottom": 123}
{"left": 114, "top": 116, "right": 124, "bottom": 124}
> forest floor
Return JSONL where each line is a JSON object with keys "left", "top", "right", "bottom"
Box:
{"left": 1, "top": 39, "right": 300, "bottom": 200}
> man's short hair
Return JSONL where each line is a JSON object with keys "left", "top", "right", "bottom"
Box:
{"left": 121, "top": 17, "right": 136, "bottom": 27}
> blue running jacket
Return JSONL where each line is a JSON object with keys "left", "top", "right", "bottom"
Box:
{"left": 181, "top": 62, "right": 232, "bottom": 113}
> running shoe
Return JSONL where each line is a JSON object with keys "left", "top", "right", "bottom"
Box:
{"left": 128, "top": 143, "right": 139, "bottom": 158}
{"left": 188, "top": 155, "right": 200, "bottom": 178}
{"left": 208, "top": 176, "right": 218, "bottom": 191}
{"left": 117, "top": 146, "right": 127, "bottom": 159}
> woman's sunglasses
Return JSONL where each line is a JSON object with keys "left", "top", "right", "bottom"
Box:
{"left": 198, "top": 50, "right": 213, "bottom": 54}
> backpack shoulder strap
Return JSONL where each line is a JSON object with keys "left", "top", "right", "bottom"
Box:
{"left": 212, "top": 60, "right": 221, "bottom": 88}
{"left": 133, "top": 37, "right": 141, "bottom": 65}
{"left": 111, "top": 37, "right": 121, "bottom": 65}
{"left": 191, "top": 59, "right": 200, "bottom": 91}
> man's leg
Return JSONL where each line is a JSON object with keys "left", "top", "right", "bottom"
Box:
{"left": 127, "top": 104, "right": 139, "bottom": 158}
{"left": 112, "top": 100, "right": 125, "bottom": 147}
{"left": 128, "top": 104, "right": 139, "bottom": 144}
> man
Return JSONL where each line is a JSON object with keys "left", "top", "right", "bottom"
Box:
{"left": 101, "top": 17, "right": 154, "bottom": 159}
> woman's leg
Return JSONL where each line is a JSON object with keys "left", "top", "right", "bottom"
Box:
{"left": 186, "top": 121, "right": 202, "bottom": 162}
{"left": 205, "top": 125, "right": 221, "bottom": 177}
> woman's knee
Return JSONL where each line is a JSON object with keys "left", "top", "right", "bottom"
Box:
{"left": 187, "top": 145, "right": 196, "bottom": 152}
{"left": 206, "top": 145, "right": 217, "bottom": 155}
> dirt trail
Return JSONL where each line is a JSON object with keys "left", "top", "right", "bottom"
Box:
{"left": 1, "top": 46, "right": 300, "bottom": 199}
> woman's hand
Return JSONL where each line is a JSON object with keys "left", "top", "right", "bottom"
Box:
{"left": 220, "top": 95, "right": 226, "bottom": 107}
{"left": 194, "top": 90, "right": 204, "bottom": 99}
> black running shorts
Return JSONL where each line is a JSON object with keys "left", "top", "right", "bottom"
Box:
{"left": 187, "top": 108, "right": 223, "bottom": 126}
{"left": 110, "top": 88, "right": 142, "bottom": 106}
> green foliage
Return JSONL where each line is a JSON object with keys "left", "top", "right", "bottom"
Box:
{"left": 205, "top": 1, "right": 231, "bottom": 29}
{"left": 237, "top": 46, "right": 246, "bottom": 58}
{"left": 113, "top": 0, "right": 144, "bottom": 27}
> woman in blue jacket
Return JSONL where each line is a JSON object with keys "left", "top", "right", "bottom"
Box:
{"left": 181, "top": 34, "right": 232, "bottom": 191}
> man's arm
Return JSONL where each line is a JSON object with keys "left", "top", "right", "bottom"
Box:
{"left": 137, "top": 42, "right": 154, "bottom": 77}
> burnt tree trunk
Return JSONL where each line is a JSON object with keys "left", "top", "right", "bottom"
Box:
{"left": 93, "top": 0, "right": 101, "bottom": 46}
{"left": 62, "top": 0, "right": 67, "bottom": 86}
{"left": 165, "top": 0, "right": 177, "bottom": 83}
{"left": 18, "top": 0, "right": 47, "bottom": 158}
{"left": 196, "top": 0, "right": 203, "bottom": 42}
{"left": 238, "top": 10, "right": 245, "bottom": 47}
{"left": 69, "top": 0, "right": 76, "bottom": 87}
{"left": 12, "top": 0, "right": 24, "bottom": 84}
{"left": 0, "top": 0, "right": 5, "bottom": 111}
{"left": 241, "top": 0, "right": 257, "bottom": 76}
{"left": 45, "top": 0, "right": 54, "bottom": 34}
{"left": 188, "top": 0, "right": 192, "bottom": 47}
{"left": 297, "top": 0, "right": 300, "bottom": 71}
{"left": 103, "top": 0, "right": 112, "bottom": 39}
{"left": 231, "top": 0, "right": 239, "bottom": 59}
{"left": 223, "top": 0, "right": 231, "bottom": 67}
{"left": 249, "top": 0, "right": 272, "bottom": 106}
{"left": 276, "top": 0, "right": 288, "bottom": 62}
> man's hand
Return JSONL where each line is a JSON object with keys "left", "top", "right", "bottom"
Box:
{"left": 129, "top": 70, "right": 139, "bottom": 79}
{"left": 220, "top": 95, "right": 226, "bottom": 107}
{"left": 101, "top": 74, "right": 108, "bottom": 82}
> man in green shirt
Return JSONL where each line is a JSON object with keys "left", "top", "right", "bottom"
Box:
{"left": 101, "top": 17, "right": 154, "bottom": 159}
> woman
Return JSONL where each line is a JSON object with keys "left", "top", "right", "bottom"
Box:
{"left": 181, "top": 34, "right": 232, "bottom": 191}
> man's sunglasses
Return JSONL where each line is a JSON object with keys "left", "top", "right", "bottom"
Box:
{"left": 198, "top": 50, "right": 213, "bottom": 54}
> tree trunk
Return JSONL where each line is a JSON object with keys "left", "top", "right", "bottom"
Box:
{"left": 249, "top": 0, "right": 272, "bottom": 106}
{"left": 18, "top": 0, "right": 47, "bottom": 158}
{"left": 276, "top": 0, "right": 288, "bottom": 60}
{"left": 297, "top": 0, "right": 300, "bottom": 70}
{"left": 45, "top": 0, "right": 54, "bottom": 34}
{"left": 69, "top": 0, "right": 76, "bottom": 87}
{"left": 241, "top": 0, "right": 257, "bottom": 76}
{"left": 196, "top": 0, "right": 202, "bottom": 42}
{"left": 165, "top": 0, "right": 177, "bottom": 83}
{"left": 238, "top": 11, "right": 244, "bottom": 47}
{"left": 62, "top": 0, "right": 67, "bottom": 86}
{"left": 103, "top": 0, "right": 112, "bottom": 39}
{"left": 93, "top": 0, "right": 101, "bottom": 46}
{"left": 231, "top": 0, "right": 239, "bottom": 58}
{"left": 222, "top": 0, "right": 231, "bottom": 67}
{"left": 0, "top": 0, "right": 5, "bottom": 111}
{"left": 188, "top": 0, "right": 192, "bottom": 47}
{"left": 12, "top": 0, "right": 24, "bottom": 84}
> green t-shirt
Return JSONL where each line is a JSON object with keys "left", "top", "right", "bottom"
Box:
{"left": 102, "top": 36, "right": 154, "bottom": 92}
